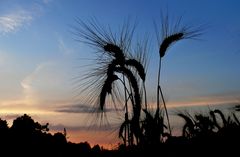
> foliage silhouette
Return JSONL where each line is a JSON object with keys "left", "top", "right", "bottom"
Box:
{"left": 0, "top": 114, "right": 111, "bottom": 156}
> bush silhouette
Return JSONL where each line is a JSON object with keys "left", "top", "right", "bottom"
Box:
{"left": 0, "top": 114, "right": 69, "bottom": 156}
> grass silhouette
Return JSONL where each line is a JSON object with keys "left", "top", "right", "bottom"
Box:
{"left": 74, "top": 18, "right": 150, "bottom": 146}
{"left": 74, "top": 14, "right": 203, "bottom": 147}
{"left": 155, "top": 13, "right": 203, "bottom": 136}
{"left": 71, "top": 14, "right": 240, "bottom": 157}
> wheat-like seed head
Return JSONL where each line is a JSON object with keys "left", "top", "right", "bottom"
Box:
{"left": 159, "top": 33, "right": 183, "bottom": 58}
{"left": 155, "top": 13, "right": 203, "bottom": 58}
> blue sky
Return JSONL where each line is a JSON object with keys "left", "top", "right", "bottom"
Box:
{"left": 0, "top": 0, "right": 240, "bottom": 146}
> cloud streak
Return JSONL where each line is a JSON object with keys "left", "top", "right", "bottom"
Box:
{"left": 42, "top": 0, "right": 53, "bottom": 4}
{"left": 21, "top": 62, "right": 51, "bottom": 90}
{"left": 50, "top": 123, "right": 117, "bottom": 132}
{"left": 0, "top": 10, "right": 32, "bottom": 34}
{"left": 58, "top": 37, "right": 73, "bottom": 55}
{"left": 0, "top": 0, "right": 52, "bottom": 35}
{"left": 20, "top": 62, "right": 53, "bottom": 105}
{"left": 56, "top": 103, "right": 124, "bottom": 114}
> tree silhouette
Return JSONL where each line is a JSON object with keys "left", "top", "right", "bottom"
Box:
{"left": 0, "top": 114, "right": 71, "bottom": 156}
{"left": 0, "top": 118, "right": 8, "bottom": 132}
{"left": 0, "top": 118, "right": 9, "bottom": 144}
{"left": 11, "top": 114, "right": 42, "bottom": 132}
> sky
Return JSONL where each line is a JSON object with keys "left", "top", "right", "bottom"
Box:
{"left": 0, "top": 0, "right": 240, "bottom": 147}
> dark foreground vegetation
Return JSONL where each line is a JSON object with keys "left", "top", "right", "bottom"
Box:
{"left": 0, "top": 106, "right": 239, "bottom": 157}
{"left": 68, "top": 15, "right": 240, "bottom": 157}
{"left": 0, "top": 114, "right": 102, "bottom": 156}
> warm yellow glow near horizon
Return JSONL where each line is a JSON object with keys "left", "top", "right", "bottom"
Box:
{"left": 64, "top": 129, "right": 120, "bottom": 149}
{"left": 166, "top": 99, "right": 239, "bottom": 108}
{"left": 0, "top": 94, "right": 238, "bottom": 148}
{"left": 143, "top": 96, "right": 239, "bottom": 110}
{"left": 0, "top": 108, "right": 56, "bottom": 115}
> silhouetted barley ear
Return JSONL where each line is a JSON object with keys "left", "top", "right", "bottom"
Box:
{"left": 133, "top": 39, "right": 149, "bottom": 110}
{"left": 213, "top": 109, "right": 227, "bottom": 127}
{"left": 103, "top": 43, "right": 126, "bottom": 67}
{"left": 73, "top": 18, "right": 136, "bottom": 60}
{"left": 104, "top": 44, "right": 123, "bottom": 56}
{"left": 115, "top": 66, "right": 143, "bottom": 142}
{"left": 234, "top": 105, "right": 240, "bottom": 111}
{"left": 116, "top": 67, "right": 141, "bottom": 111}
{"left": 102, "top": 43, "right": 145, "bottom": 145}
{"left": 74, "top": 18, "right": 149, "bottom": 146}
{"left": 100, "top": 74, "right": 118, "bottom": 110}
{"left": 194, "top": 114, "right": 215, "bottom": 134}
{"left": 210, "top": 110, "right": 221, "bottom": 130}
{"left": 125, "top": 59, "right": 146, "bottom": 81}
{"left": 97, "top": 57, "right": 143, "bottom": 144}
{"left": 232, "top": 113, "right": 240, "bottom": 125}
{"left": 178, "top": 112, "right": 195, "bottom": 138}
{"left": 155, "top": 14, "right": 203, "bottom": 136}
{"left": 159, "top": 33, "right": 183, "bottom": 58}
{"left": 119, "top": 118, "right": 130, "bottom": 139}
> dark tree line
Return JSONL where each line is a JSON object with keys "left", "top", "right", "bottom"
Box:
{"left": 0, "top": 114, "right": 102, "bottom": 157}
{"left": 0, "top": 108, "right": 239, "bottom": 157}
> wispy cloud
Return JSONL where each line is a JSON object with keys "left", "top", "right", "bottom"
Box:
{"left": 0, "top": 10, "right": 32, "bottom": 34}
{"left": 21, "top": 64, "right": 39, "bottom": 90}
{"left": 0, "top": 0, "right": 52, "bottom": 35}
{"left": 21, "top": 62, "right": 53, "bottom": 105}
{"left": 56, "top": 104, "right": 96, "bottom": 113}
{"left": 0, "top": 50, "right": 9, "bottom": 66}
{"left": 58, "top": 37, "right": 73, "bottom": 55}
{"left": 19, "top": 60, "right": 74, "bottom": 108}
{"left": 55, "top": 104, "right": 124, "bottom": 114}
{"left": 50, "top": 123, "right": 117, "bottom": 131}
{"left": 42, "top": 0, "right": 53, "bottom": 4}
{"left": 21, "top": 63, "right": 50, "bottom": 90}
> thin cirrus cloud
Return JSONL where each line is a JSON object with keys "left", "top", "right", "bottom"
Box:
{"left": 20, "top": 62, "right": 54, "bottom": 105}
{"left": 58, "top": 37, "right": 73, "bottom": 55}
{"left": 56, "top": 103, "right": 124, "bottom": 114}
{"left": 0, "top": 0, "right": 52, "bottom": 35}
{"left": 0, "top": 9, "right": 33, "bottom": 34}
{"left": 19, "top": 59, "right": 75, "bottom": 108}
{"left": 42, "top": 0, "right": 53, "bottom": 4}
{"left": 21, "top": 62, "right": 53, "bottom": 90}
{"left": 50, "top": 123, "right": 117, "bottom": 132}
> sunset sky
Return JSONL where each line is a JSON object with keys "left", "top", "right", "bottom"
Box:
{"left": 0, "top": 0, "right": 240, "bottom": 147}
